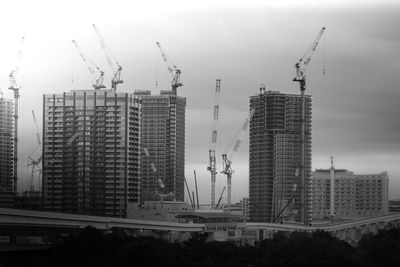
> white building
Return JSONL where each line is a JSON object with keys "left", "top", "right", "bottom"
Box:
{"left": 312, "top": 169, "right": 388, "bottom": 219}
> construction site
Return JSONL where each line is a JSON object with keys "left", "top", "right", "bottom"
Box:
{"left": 3, "top": 23, "right": 380, "bottom": 229}
{"left": 0, "top": 24, "right": 331, "bottom": 228}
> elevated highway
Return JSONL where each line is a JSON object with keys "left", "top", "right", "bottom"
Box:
{"left": 0, "top": 208, "right": 204, "bottom": 232}
{"left": 247, "top": 213, "right": 400, "bottom": 244}
{"left": 1, "top": 208, "right": 400, "bottom": 245}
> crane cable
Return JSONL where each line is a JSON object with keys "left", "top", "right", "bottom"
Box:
{"left": 323, "top": 31, "right": 327, "bottom": 76}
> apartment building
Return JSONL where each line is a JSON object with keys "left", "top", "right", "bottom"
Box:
{"left": 0, "top": 95, "right": 15, "bottom": 207}
{"left": 134, "top": 90, "right": 186, "bottom": 202}
{"left": 42, "top": 90, "right": 141, "bottom": 217}
{"left": 249, "top": 90, "right": 312, "bottom": 223}
{"left": 312, "top": 169, "right": 389, "bottom": 218}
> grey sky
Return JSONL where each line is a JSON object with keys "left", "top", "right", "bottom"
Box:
{"left": 1, "top": 0, "right": 399, "bottom": 204}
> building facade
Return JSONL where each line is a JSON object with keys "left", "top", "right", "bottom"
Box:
{"left": 249, "top": 90, "right": 312, "bottom": 223}
{"left": 0, "top": 96, "right": 15, "bottom": 207}
{"left": 134, "top": 90, "right": 186, "bottom": 202}
{"left": 312, "top": 169, "right": 389, "bottom": 219}
{"left": 42, "top": 90, "right": 141, "bottom": 217}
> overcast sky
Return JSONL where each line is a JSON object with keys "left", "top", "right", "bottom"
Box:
{"left": 1, "top": 0, "right": 399, "bottom": 204}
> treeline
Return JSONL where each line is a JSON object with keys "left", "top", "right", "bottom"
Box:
{"left": 2, "top": 227, "right": 400, "bottom": 266}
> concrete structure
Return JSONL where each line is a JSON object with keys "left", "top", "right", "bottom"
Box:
{"left": 0, "top": 207, "right": 204, "bottom": 232}
{"left": 16, "top": 191, "right": 42, "bottom": 211}
{"left": 42, "top": 90, "right": 141, "bottom": 217}
{"left": 127, "top": 200, "right": 193, "bottom": 221}
{"left": 134, "top": 90, "right": 186, "bottom": 202}
{"left": 0, "top": 96, "right": 15, "bottom": 208}
{"left": 389, "top": 200, "right": 400, "bottom": 212}
{"left": 247, "top": 212, "right": 400, "bottom": 245}
{"left": 176, "top": 211, "right": 247, "bottom": 242}
{"left": 312, "top": 169, "right": 389, "bottom": 219}
{"left": 224, "top": 197, "right": 249, "bottom": 217}
{"left": 249, "top": 90, "right": 312, "bottom": 223}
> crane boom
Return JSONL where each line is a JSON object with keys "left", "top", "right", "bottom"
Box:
{"left": 273, "top": 184, "right": 297, "bottom": 222}
{"left": 9, "top": 37, "right": 25, "bottom": 91}
{"left": 32, "top": 110, "right": 41, "bottom": 146}
{"left": 184, "top": 176, "right": 195, "bottom": 209}
{"left": 226, "top": 109, "right": 255, "bottom": 160}
{"left": 143, "top": 148, "right": 165, "bottom": 189}
{"left": 155, "top": 42, "right": 182, "bottom": 95}
{"left": 293, "top": 27, "right": 326, "bottom": 89}
{"left": 66, "top": 132, "right": 79, "bottom": 145}
{"left": 72, "top": 40, "right": 105, "bottom": 90}
{"left": 215, "top": 186, "right": 226, "bottom": 208}
{"left": 27, "top": 109, "right": 42, "bottom": 192}
{"left": 207, "top": 79, "right": 221, "bottom": 209}
{"left": 93, "top": 24, "right": 123, "bottom": 91}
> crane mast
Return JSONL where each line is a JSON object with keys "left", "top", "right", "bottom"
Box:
{"left": 72, "top": 40, "right": 105, "bottom": 90}
{"left": 293, "top": 27, "right": 325, "bottom": 224}
{"left": 8, "top": 36, "right": 25, "bottom": 195}
{"left": 155, "top": 42, "right": 183, "bottom": 95}
{"left": 93, "top": 24, "right": 123, "bottom": 91}
{"left": 207, "top": 79, "right": 221, "bottom": 209}
{"left": 221, "top": 109, "right": 255, "bottom": 212}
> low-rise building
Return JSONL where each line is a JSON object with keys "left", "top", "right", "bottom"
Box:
{"left": 312, "top": 169, "right": 388, "bottom": 219}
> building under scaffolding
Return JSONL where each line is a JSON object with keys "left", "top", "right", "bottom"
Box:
{"left": 0, "top": 96, "right": 15, "bottom": 208}
{"left": 134, "top": 90, "right": 186, "bottom": 202}
{"left": 42, "top": 90, "right": 141, "bottom": 217}
{"left": 249, "top": 90, "right": 312, "bottom": 223}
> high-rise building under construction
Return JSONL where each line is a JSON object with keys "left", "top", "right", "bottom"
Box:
{"left": 42, "top": 90, "right": 141, "bottom": 217}
{"left": 249, "top": 90, "right": 312, "bottom": 223}
{"left": 0, "top": 95, "right": 15, "bottom": 208}
{"left": 134, "top": 90, "right": 186, "bottom": 202}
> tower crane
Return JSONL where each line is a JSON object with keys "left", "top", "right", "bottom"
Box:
{"left": 72, "top": 40, "right": 105, "bottom": 90}
{"left": 155, "top": 42, "right": 183, "bottom": 95}
{"left": 293, "top": 27, "right": 326, "bottom": 92}
{"left": 92, "top": 24, "right": 123, "bottom": 91}
{"left": 27, "top": 110, "right": 42, "bottom": 192}
{"left": 207, "top": 79, "right": 221, "bottom": 209}
{"left": 8, "top": 36, "right": 25, "bottom": 194}
{"left": 221, "top": 109, "right": 255, "bottom": 212}
{"left": 293, "top": 27, "right": 326, "bottom": 224}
